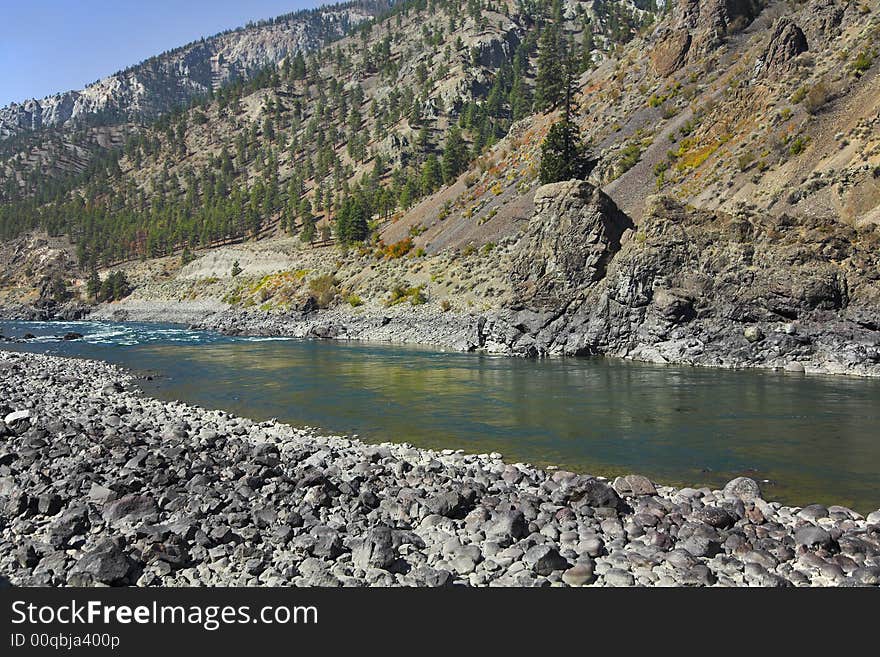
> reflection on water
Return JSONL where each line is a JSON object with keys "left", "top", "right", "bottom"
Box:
{"left": 3, "top": 320, "right": 880, "bottom": 512}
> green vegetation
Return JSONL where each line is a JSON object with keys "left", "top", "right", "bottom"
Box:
{"left": 616, "top": 142, "right": 643, "bottom": 175}
{"left": 384, "top": 237, "right": 414, "bottom": 259}
{"left": 534, "top": 1, "right": 566, "bottom": 113}
{"left": 851, "top": 49, "right": 875, "bottom": 74}
{"left": 804, "top": 81, "right": 830, "bottom": 114}
{"left": 309, "top": 274, "right": 337, "bottom": 308}
{"left": 653, "top": 161, "right": 669, "bottom": 189}
{"left": 87, "top": 270, "right": 132, "bottom": 302}
{"left": 335, "top": 194, "right": 370, "bottom": 244}
{"left": 788, "top": 135, "right": 810, "bottom": 156}
{"left": 387, "top": 284, "right": 426, "bottom": 306}
{"left": 737, "top": 152, "right": 756, "bottom": 171}
{"left": 539, "top": 120, "right": 594, "bottom": 184}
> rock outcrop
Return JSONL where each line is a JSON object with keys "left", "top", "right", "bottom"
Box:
{"left": 757, "top": 18, "right": 808, "bottom": 79}
{"left": 511, "top": 181, "right": 633, "bottom": 311}
{"left": 487, "top": 186, "right": 880, "bottom": 376}
{"left": 800, "top": 0, "right": 847, "bottom": 47}
{"left": 651, "top": 0, "right": 763, "bottom": 76}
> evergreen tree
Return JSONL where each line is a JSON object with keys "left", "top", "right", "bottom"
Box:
{"left": 86, "top": 269, "right": 101, "bottom": 301}
{"left": 539, "top": 120, "right": 594, "bottom": 184}
{"left": 509, "top": 45, "right": 532, "bottom": 122}
{"left": 539, "top": 35, "right": 595, "bottom": 184}
{"left": 335, "top": 194, "right": 370, "bottom": 244}
{"left": 421, "top": 155, "right": 442, "bottom": 195}
{"left": 300, "top": 200, "right": 316, "bottom": 244}
{"left": 441, "top": 125, "right": 468, "bottom": 184}
{"left": 534, "top": 8, "right": 565, "bottom": 112}
{"left": 580, "top": 18, "right": 595, "bottom": 73}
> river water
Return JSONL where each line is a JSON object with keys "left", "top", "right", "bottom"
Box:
{"left": 2, "top": 320, "right": 879, "bottom": 512}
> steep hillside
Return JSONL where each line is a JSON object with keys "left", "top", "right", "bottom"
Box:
{"left": 0, "top": 0, "right": 655, "bottom": 264}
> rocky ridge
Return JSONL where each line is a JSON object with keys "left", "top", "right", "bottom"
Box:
{"left": 1, "top": 349, "right": 878, "bottom": 587}
{"left": 0, "top": 4, "right": 371, "bottom": 139}
{"left": 486, "top": 181, "right": 880, "bottom": 376}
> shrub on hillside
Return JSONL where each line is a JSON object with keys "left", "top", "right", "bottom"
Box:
{"left": 804, "top": 82, "right": 830, "bottom": 114}
{"left": 309, "top": 274, "right": 337, "bottom": 308}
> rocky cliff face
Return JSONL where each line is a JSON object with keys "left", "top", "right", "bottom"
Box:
{"left": 0, "top": 6, "right": 371, "bottom": 139}
{"left": 511, "top": 181, "right": 633, "bottom": 311}
{"left": 650, "top": 0, "right": 762, "bottom": 76}
{"left": 756, "top": 17, "right": 808, "bottom": 79}
{"left": 486, "top": 182, "right": 880, "bottom": 376}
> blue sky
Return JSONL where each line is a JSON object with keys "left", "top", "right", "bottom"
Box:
{"left": 0, "top": 0, "right": 320, "bottom": 107}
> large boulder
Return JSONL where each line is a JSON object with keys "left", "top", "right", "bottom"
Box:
{"left": 102, "top": 495, "right": 158, "bottom": 526}
{"left": 511, "top": 181, "right": 633, "bottom": 311}
{"left": 651, "top": 31, "right": 692, "bottom": 77}
{"left": 70, "top": 539, "right": 133, "bottom": 585}
{"left": 484, "top": 510, "right": 528, "bottom": 547}
{"left": 723, "top": 477, "right": 762, "bottom": 502}
{"left": 351, "top": 526, "right": 396, "bottom": 571}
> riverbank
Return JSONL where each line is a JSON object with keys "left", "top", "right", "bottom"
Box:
{"left": 84, "top": 297, "right": 880, "bottom": 378}
{"left": 8, "top": 180, "right": 880, "bottom": 378}
{"left": 1, "top": 350, "right": 878, "bottom": 587}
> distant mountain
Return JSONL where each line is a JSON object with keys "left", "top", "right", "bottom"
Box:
{"left": 0, "top": 2, "right": 381, "bottom": 140}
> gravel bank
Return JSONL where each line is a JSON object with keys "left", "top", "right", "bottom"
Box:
{"left": 1, "top": 350, "right": 879, "bottom": 587}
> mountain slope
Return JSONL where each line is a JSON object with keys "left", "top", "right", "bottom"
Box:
{"left": 0, "top": 2, "right": 379, "bottom": 140}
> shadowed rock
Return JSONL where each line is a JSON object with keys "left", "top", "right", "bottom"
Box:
{"left": 758, "top": 18, "right": 808, "bottom": 79}
{"left": 511, "top": 180, "right": 633, "bottom": 311}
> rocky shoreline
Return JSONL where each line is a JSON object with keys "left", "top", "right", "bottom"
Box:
{"left": 85, "top": 297, "right": 880, "bottom": 378}
{"left": 1, "top": 349, "right": 879, "bottom": 587}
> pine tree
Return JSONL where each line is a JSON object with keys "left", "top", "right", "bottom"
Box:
{"left": 441, "top": 125, "right": 468, "bottom": 184}
{"left": 534, "top": 9, "right": 565, "bottom": 112}
{"left": 300, "top": 200, "right": 316, "bottom": 244}
{"left": 335, "top": 194, "right": 370, "bottom": 244}
{"left": 539, "top": 38, "right": 595, "bottom": 184}
{"left": 86, "top": 269, "right": 101, "bottom": 301}
{"left": 421, "top": 155, "right": 442, "bottom": 196}
{"left": 509, "top": 45, "right": 532, "bottom": 122}
{"left": 580, "top": 19, "right": 595, "bottom": 73}
{"left": 539, "top": 121, "right": 594, "bottom": 184}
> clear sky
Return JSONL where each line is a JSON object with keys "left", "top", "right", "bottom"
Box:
{"left": 0, "top": 0, "right": 321, "bottom": 107}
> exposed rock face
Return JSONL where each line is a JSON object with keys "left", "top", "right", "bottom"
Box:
{"left": 511, "top": 181, "right": 633, "bottom": 311}
{"left": 800, "top": 0, "right": 846, "bottom": 47}
{"left": 651, "top": 0, "right": 763, "bottom": 76}
{"left": 0, "top": 8, "right": 371, "bottom": 139}
{"left": 757, "top": 18, "right": 808, "bottom": 79}
{"left": 485, "top": 187, "right": 880, "bottom": 375}
{"left": 650, "top": 31, "right": 693, "bottom": 78}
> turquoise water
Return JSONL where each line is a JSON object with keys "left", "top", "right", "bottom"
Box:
{"left": 3, "top": 320, "right": 880, "bottom": 513}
